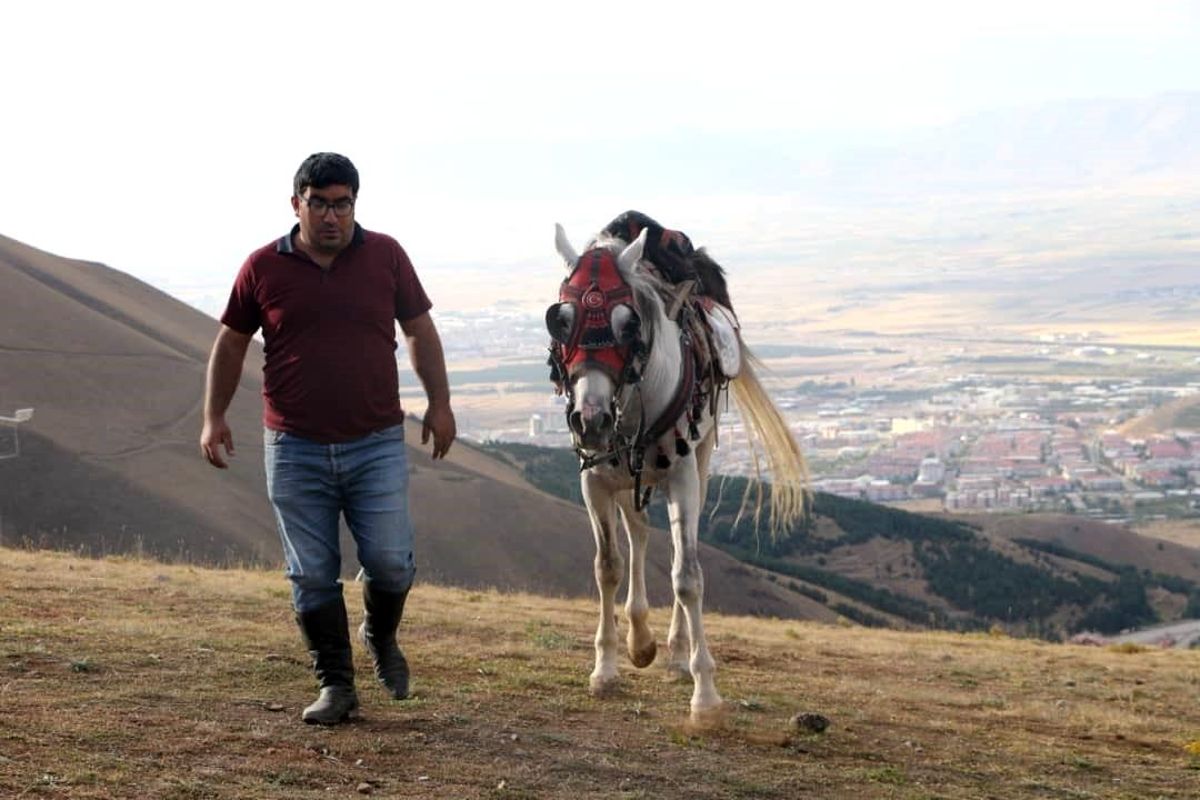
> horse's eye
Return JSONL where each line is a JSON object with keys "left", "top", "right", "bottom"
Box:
{"left": 545, "top": 303, "right": 576, "bottom": 344}
{"left": 611, "top": 304, "right": 641, "bottom": 345}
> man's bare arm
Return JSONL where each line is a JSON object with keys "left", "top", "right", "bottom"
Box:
{"left": 400, "top": 312, "right": 456, "bottom": 459}
{"left": 200, "top": 325, "right": 253, "bottom": 468}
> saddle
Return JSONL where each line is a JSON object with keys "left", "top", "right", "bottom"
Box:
{"left": 696, "top": 296, "right": 742, "bottom": 380}
{"left": 659, "top": 280, "right": 742, "bottom": 384}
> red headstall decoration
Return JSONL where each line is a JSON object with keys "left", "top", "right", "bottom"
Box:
{"left": 555, "top": 248, "right": 635, "bottom": 382}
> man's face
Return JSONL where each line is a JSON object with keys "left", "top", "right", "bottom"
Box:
{"left": 292, "top": 184, "right": 356, "bottom": 254}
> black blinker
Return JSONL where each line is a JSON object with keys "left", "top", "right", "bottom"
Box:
{"left": 617, "top": 312, "right": 640, "bottom": 344}
{"left": 547, "top": 352, "right": 564, "bottom": 384}
{"left": 545, "top": 303, "right": 575, "bottom": 344}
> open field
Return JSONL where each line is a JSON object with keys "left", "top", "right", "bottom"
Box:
{"left": 3, "top": 547, "right": 1199, "bottom": 799}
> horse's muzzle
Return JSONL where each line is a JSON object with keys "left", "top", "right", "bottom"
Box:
{"left": 569, "top": 405, "right": 613, "bottom": 451}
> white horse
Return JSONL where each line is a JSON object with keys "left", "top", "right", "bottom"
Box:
{"left": 545, "top": 221, "right": 808, "bottom": 722}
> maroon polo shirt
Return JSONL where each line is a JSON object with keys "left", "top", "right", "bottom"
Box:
{"left": 221, "top": 223, "right": 432, "bottom": 443}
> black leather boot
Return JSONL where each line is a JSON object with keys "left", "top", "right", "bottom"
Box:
{"left": 296, "top": 598, "right": 359, "bottom": 725}
{"left": 358, "top": 583, "right": 410, "bottom": 700}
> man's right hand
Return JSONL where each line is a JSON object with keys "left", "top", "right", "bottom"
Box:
{"left": 201, "top": 325, "right": 252, "bottom": 469}
{"left": 201, "top": 417, "right": 235, "bottom": 469}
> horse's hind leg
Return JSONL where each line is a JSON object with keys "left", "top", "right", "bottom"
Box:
{"left": 583, "top": 470, "right": 623, "bottom": 695}
{"left": 617, "top": 496, "right": 656, "bottom": 669}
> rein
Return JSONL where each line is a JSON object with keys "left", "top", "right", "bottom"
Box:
{"left": 629, "top": 326, "right": 696, "bottom": 509}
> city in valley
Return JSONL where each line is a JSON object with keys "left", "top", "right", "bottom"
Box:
{"left": 399, "top": 304, "right": 1200, "bottom": 533}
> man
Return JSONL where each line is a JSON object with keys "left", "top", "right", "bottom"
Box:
{"left": 200, "top": 152, "right": 455, "bottom": 725}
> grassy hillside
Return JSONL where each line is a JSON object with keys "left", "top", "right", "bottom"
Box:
{"left": 0, "top": 234, "right": 835, "bottom": 622}
{"left": 2, "top": 547, "right": 1199, "bottom": 799}
{"left": 482, "top": 443, "right": 1200, "bottom": 639}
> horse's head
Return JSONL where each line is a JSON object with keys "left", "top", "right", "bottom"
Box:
{"left": 546, "top": 225, "right": 656, "bottom": 453}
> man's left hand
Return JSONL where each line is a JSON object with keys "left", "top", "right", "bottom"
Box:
{"left": 422, "top": 403, "right": 457, "bottom": 460}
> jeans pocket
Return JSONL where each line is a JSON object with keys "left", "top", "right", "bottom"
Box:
{"left": 264, "top": 428, "right": 290, "bottom": 446}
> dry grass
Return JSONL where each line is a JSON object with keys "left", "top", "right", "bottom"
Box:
{"left": 1134, "top": 520, "right": 1200, "bottom": 550}
{"left": 2, "top": 547, "right": 1200, "bottom": 799}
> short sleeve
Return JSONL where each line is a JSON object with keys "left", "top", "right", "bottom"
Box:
{"left": 392, "top": 243, "right": 433, "bottom": 322}
{"left": 219, "top": 257, "right": 262, "bottom": 335}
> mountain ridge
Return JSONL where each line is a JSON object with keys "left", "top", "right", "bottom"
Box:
{"left": 485, "top": 441, "right": 1200, "bottom": 639}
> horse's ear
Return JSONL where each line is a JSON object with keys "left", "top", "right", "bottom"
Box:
{"left": 617, "top": 228, "right": 648, "bottom": 276}
{"left": 554, "top": 223, "right": 578, "bottom": 270}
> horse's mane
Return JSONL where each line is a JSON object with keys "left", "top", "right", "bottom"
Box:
{"left": 690, "top": 248, "right": 732, "bottom": 310}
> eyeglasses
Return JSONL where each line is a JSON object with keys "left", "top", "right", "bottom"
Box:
{"left": 300, "top": 195, "right": 355, "bottom": 217}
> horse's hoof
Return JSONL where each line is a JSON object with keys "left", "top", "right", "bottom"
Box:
{"left": 663, "top": 663, "right": 691, "bottom": 683}
{"left": 629, "top": 640, "right": 657, "bottom": 669}
{"left": 688, "top": 702, "right": 729, "bottom": 730}
{"left": 589, "top": 674, "right": 622, "bottom": 697}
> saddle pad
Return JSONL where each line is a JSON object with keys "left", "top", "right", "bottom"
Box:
{"left": 700, "top": 300, "right": 741, "bottom": 379}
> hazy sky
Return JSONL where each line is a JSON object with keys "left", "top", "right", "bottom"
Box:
{"left": 3, "top": 1, "right": 1198, "bottom": 314}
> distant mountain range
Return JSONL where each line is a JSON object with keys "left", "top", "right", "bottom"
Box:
{"left": 379, "top": 93, "right": 1200, "bottom": 206}
{"left": 511, "top": 92, "right": 1200, "bottom": 199}
{"left": 809, "top": 92, "right": 1200, "bottom": 195}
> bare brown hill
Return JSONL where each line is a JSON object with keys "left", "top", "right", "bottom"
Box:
{"left": 777, "top": 506, "right": 1200, "bottom": 634}
{"left": 974, "top": 513, "right": 1200, "bottom": 582}
{"left": 1119, "top": 393, "right": 1200, "bottom": 438}
{"left": 0, "top": 233, "right": 822, "bottom": 619}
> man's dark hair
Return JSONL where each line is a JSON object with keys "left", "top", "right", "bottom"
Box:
{"left": 293, "top": 152, "right": 360, "bottom": 197}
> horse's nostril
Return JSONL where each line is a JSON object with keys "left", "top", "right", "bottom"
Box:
{"left": 582, "top": 412, "right": 612, "bottom": 437}
{"left": 568, "top": 411, "right": 583, "bottom": 435}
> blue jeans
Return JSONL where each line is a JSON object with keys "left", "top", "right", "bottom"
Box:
{"left": 264, "top": 424, "right": 416, "bottom": 613}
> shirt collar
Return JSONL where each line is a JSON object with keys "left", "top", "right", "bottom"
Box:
{"left": 277, "top": 222, "right": 366, "bottom": 254}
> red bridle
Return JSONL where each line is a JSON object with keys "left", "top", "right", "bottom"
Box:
{"left": 545, "top": 242, "right": 700, "bottom": 502}
{"left": 548, "top": 248, "right": 638, "bottom": 384}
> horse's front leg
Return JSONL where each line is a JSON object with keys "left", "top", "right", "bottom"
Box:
{"left": 665, "top": 600, "right": 691, "bottom": 681}
{"left": 666, "top": 428, "right": 717, "bottom": 680}
{"left": 665, "top": 429, "right": 716, "bottom": 681}
{"left": 664, "top": 453, "right": 723, "bottom": 719}
{"left": 582, "top": 469, "right": 623, "bottom": 695}
{"left": 616, "top": 494, "right": 656, "bottom": 669}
